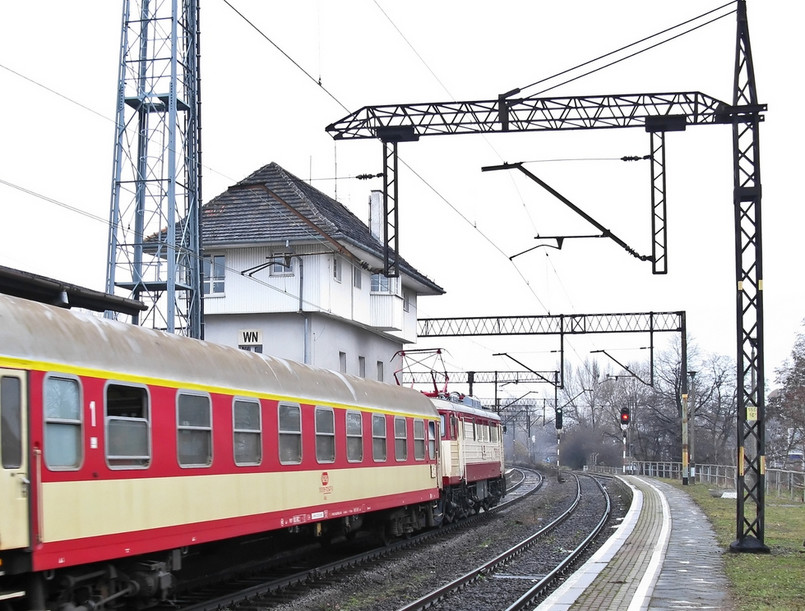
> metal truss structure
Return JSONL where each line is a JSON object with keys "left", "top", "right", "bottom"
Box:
{"left": 416, "top": 311, "right": 685, "bottom": 388}
{"left": 327, "top": 91, "right": 728, "bottom": 278}
{"left": 106, "top": 0, "right": 202, "bottom": 338}
{"left": 328, "top": 2, "right": 766, "bottom": 550}
{"left": 729, "top": 2, "right": 767, "bottom": 553}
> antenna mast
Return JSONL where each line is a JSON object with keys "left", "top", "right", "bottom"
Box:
{"left": 105, "top": 0, "right": 202, "bottom": 337}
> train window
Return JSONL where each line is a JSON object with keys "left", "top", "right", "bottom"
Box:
{"left": 490, "top": 423, "right": 498, "bottom": 443}
{"left": 372, "top": 413, "right": 386, "bottom": 462}
{"left": 440, "top": 414, "right": 447, "bottom": 439}
{"left": 1, "top": 376, "right": 22, "bottom": 469}
{"left": 105, "top": 383, "right": 150, "bottom": 468}
{"left": 233, "top": 399, "right": 261, "bottom": 466}
{"left": 463, "top": 419, "right": 475, "bottom": 441}
{"left": 278, "top": 402, "right": 302, "bottom": 464}
{"left": 43, "top": 376, "right": 82, "bottom": 469}
{"left": 346, "top": 410, "right": 363, "bottom": 462}
{"left": 413, "top": 419, "right": 425, "bottom": 461}
{"left": 315, "top": 406, "right": 335, "bottom": 463}
{"left": 177, "top": 393, "right": 212, "bottom": 467}
{"left": 428, "top": 420, "right": 437, "bottom": 459}
{"left": 394, "top": 416, "right": 407, "bottom": 461}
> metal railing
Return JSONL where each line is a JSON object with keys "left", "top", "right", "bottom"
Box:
{"left": 590, "top": 461, "right": 804, "bottom": 503}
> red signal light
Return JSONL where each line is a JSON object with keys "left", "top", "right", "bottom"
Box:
{"left": 620, "top": 407, "right": 631, "bottom": 426}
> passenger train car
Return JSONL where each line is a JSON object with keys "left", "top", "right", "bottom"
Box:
{"left": 0, "top": 293, "right": 504, "bottom": 610}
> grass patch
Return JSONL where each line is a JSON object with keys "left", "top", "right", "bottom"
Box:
{"left": 664, "top": 479, "right": 805, "bottom": 611}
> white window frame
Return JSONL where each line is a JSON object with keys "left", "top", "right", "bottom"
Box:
{"left": 269, "top": 253, "right": 293, "bottom": 276}
{"left": 333, "top": 255, "right": 342, "bottom": 283}
{"left": 203, "top": 254, "right": 226, "bottom": 295}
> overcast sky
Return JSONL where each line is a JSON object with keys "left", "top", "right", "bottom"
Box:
{"left": 0, "top": 1, "right": 800, "bottom": 393}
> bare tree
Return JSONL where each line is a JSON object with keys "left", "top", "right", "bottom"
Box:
{"left": 770, "top": 327, "right": 805, "bottom": 468}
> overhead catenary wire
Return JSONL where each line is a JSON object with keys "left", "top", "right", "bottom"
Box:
{"left": 518, "top": 1, "right": 737, "bottom": 96}
{"left": 1, "top": 3, "right": 732, "bottom": 375}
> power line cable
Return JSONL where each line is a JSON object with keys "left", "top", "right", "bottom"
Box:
{"left": 220, "top": 0, "right": 349, "bottom": 113}
{"left": 521, "top": 2, "right": 736, "bottom": 96}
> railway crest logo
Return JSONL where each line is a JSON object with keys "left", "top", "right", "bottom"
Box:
{"left": 319, "top": 471, "right": 333, "bottom": 495}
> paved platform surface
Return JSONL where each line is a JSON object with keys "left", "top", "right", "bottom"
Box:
{"left": 537, "top": 476, "right": 734, "bottom": 610}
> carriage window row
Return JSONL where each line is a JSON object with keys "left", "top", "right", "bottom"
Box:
{"left": 40, "top": 377, "right": 432, "bottom": 470}
{"left": 440, "top": 412, "right": 500, "bottom": 442}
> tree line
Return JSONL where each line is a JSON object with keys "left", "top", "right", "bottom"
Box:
{"left": 538, "top": 331, "right": 805, "bottom": 471}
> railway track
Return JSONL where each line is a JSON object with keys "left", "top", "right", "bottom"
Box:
{"left": 159, "top": 468, "right": 541, "bottom": 611}
{"left": 397, "top": 473, "right": 612, "bottom": 611}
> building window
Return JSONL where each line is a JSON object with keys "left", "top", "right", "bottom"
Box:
{"left": 377, "top": 360, "right": 384, "bottom": 382}
{"left": 372, "top": 413, "right": 387, "bottom": 462}
{"left": 353, "top": 265, "right": 362, "bottom": 289}
{"left": 278, "top": 402, "right": 302, "bottom": 464}
{"left": 202, "top": 254, "right": 225, "bottom": 295}
{"left": 403, "top": 291, "right": 410, "bottom": 312}
{"left": 371, "top": 273, "right": 394, "bottom": 293}
{"left": 414, "top": 419, "right": 425, "bottom": 461}
{"left": 315, "top": 406, "right": 335, "bottom": 463}
{"left": 359, "top": 356, "right": 366, "bottom": 378}
{"left": 1, "top": 376, "right": 22, "bottom": 469}
{"left": 269, "top": 253, "right": 293, "bottom": 276}
{"left": 394, "top": 416, "right": 408, "bottom": 461}
{"left": 339, "top": 351, "right": 347, "bottom": 373}
{"left": 333, "top": 255, "right": 342, "bottom": 283}
{"left": 106, "top": 383, "right": 150, "bottom": 468}
{"left": 44, "top": 376, "right": 82, "bottom": 469}
{"left": 234, "top": 399, "right": 262, "bottom": 465}
{"left": 177, "top": 392, "right": 212, "bottom": 467}
{"left": 346, "top": 411, "right": 363, "bottom": 462}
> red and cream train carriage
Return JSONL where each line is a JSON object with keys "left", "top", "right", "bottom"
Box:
{"left": 0, "top": 294, "right": 450, "bottom": 609}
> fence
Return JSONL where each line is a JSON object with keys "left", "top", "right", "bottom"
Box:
{"left": 591, "top": 461, "right": 805, "bottom": 503}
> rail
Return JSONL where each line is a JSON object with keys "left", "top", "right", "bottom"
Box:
{"left": 589, "top": 462, "right": 805, "bottom": 503}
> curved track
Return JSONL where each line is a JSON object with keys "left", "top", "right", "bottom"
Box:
{"left": 162, "top": 468, "right": 541, "bottom": 611}
{"left": 396, "top": 472, "right": 611, "bottom": 611}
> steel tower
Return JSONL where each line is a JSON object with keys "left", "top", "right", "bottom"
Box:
{"left": 105, "top": 0, "right": 202, "bottom": 337}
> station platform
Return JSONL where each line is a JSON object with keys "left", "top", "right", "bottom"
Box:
{"left": 537, "top": 476, "right": 734, "bottom": 610}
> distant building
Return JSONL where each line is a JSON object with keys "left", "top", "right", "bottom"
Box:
{"left": 200, "top": 162, "right": 444, "bottom": 382}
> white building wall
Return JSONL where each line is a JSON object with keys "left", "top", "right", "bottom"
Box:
{"left": 201, "top": 244, "right": 424, "bottom": 377}
{"left": 203, "top": 312, "right": 403, "bottom": 383}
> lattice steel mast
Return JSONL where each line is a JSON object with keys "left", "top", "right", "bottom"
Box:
{"left": 730, "top": 0, "right": 767, "bottom": 553}
{"left": 106, "top": 0, "right": 202, "bottom": 338}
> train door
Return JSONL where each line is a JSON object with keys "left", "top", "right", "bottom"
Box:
{"left": 0, "top": 369, "right": 29, "bottom": 551}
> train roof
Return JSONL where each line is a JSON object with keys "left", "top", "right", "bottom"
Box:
{"left": 428, "top": 394, "right": 502, "bottom": 422}
{"left": 0, "top": 294, "right": 437, "bottom": 418}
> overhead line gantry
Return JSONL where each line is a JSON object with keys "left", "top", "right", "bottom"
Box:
{"left": 327, "top": 1, "right": 767, "bottom": 552}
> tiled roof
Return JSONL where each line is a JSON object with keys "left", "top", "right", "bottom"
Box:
{"left": 202, "top": 162, "right": 443, "bottom": 294}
